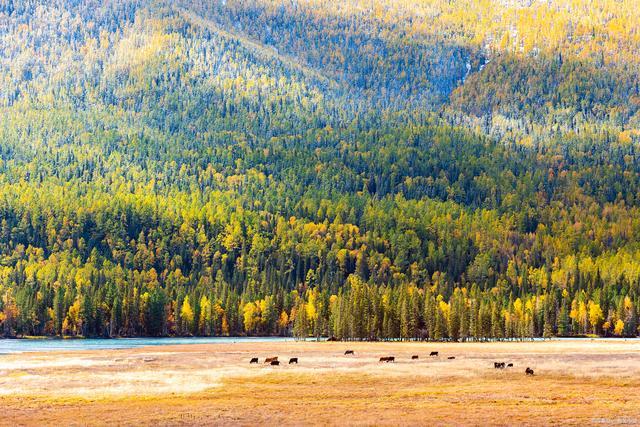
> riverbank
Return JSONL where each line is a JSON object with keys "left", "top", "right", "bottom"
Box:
{"left": 1, "top": 340, "right": 640, "bottom": 425}
{"left": 0, "top": 336, "right": 297, "bottom": 354}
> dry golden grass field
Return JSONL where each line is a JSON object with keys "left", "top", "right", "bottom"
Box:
{"left": 1, "top": 340, "right": 640, "bottom": 426}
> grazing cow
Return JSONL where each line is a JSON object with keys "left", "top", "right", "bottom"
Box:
{"left": 250, "top": 357, "right": 259, "bottom": 364}
{"left": 264, "top": 357, "right": 278, "bottom": 364}
{"left": 289, "top": 357, "right": 298, "bottom": 364}
{"left": 345, "top": 350, "right": 354, "bottom": 355}
{"left": 525, "top": 367, "right": 534, "bottom": 376}
{"left": 379, "top": 356, "right": 395, "bottom": 363}
{"left": 507, "top": 363, "right": 513, "bottom": 367}
{"left": 447, "top": 356, "right": 455, "bottom": 360}
{"left": 412, "top": 355, "right": 419, "bottom": 360}
{"left": 494, "top": 362, "right": 506, "bottom": 369}
{"left": 430, "top": 351, "right": 439, "bottom": 357}
{"left": 271, "top": 360, "right": 280, "bottom": 366}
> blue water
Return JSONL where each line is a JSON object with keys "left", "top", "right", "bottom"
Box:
{"left": 0, "top": 337, "right": 296, "bottom": 354}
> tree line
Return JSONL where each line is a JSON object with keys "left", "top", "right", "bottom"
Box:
{"left": 3, "top": 266, "right": 639, "bottom": 339}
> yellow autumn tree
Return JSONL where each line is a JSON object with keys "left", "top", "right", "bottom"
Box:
{"left": 614, "top": 319, "right": 625, "bottom": 336}
{"left": 180, "top": 296, "right": 194, "bottom": 335}
{"left": 243, "top": 302, "right": 259, "bottom": 333}
{"left": 278, "top": 310, "right": 289, "bottom": 331}
{"left": 588, "top": 301, "right": 603, "bottom": 335}
{"left": 65, "top": 299, "right": 81, "bottom": 336}
{"left": 199, "top": 295, "right": 211, "bottom": 335}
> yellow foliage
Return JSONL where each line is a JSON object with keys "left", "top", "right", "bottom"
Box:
{"left": 181, "top": 296, "right": 195, "bottom": 331}
{"left": 278, "top": 311, "right": 289, "bottom": 328}
{"left": 514, "top": 298, "right": 523, "bottom": 316}
{"left": 243, "top": 302, "right": 257, "bottom": 332}
{"left": 587, "top": 301, "right": 603, "bottom": 332}
{"left": 614, "top": 319, "right": 625, "bottom": 336}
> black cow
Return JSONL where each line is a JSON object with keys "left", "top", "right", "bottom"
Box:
{"left": 379, "top": 356, "right": 395, "bottom": 363}
{"left": 411, "top": 355, "right": 419, "bottom": 360}
{"left": 250, "top": 357, "right": 259, "bottom": 364}
{"left": 430, "top": 351, "right": 439, "bottom": 357}
{"left": 447, "top": 356, "right": 455, "bottom": 360}
{"left": 507, "top": 363, "right": 513, "bottom": 367}
{"left": 289, "top": 357, "right": 298, "bottom": 364}
{"left": 525, "top": 367, "right": 534, "bottom": 376}
{"left": 494, "top": 362, "right": 506, "bottom": 369}
{"left": 271, "top": 360, "right": 280, "bottom": 366}
{"left": 344, "top": 350, "right": 354, "bottom": 355}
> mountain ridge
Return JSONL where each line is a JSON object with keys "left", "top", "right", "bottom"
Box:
{"left": 0, "top": 0, "right": 639, "bottom": 339}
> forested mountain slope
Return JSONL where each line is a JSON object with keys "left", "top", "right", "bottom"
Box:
{"left": 1, "top": 0, "right": 639, "bottom": 339}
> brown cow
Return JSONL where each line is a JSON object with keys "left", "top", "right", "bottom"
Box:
{"left": 379, "top": 356, "right": 395, "bottom": 363}
{"left": 265, "top": 357, "right": 278, "bottom": 364}
{"left": 525, "top": 367, "right": 534, "bottom": 376}
{"left": 250, "top": 357, "right": 259, "bottom": 364}
{"left": 289, "top": 357, "right": 298, "bottom": 364}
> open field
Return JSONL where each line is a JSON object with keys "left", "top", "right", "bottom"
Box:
{"left": 1, "top": 340, "right": 640, "bottom": 426}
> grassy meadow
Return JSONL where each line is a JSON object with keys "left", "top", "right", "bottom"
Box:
{"left": 1, "top": 340, "right": 639, "bottom": 425}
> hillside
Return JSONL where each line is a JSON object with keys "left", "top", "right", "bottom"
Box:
{"left": 0, "top": 0, "right": 639, "bottom": 339}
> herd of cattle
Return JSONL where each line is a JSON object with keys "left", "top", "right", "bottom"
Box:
{"left": 250, "top": 356, "right": 296, "bottom": 366}
{"left": 249, "top": 351, "right": 535, "bottom": 375}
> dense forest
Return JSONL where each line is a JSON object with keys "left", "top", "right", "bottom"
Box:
{"left": 1, "top": 0, "right": 640, "bottom": 339}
